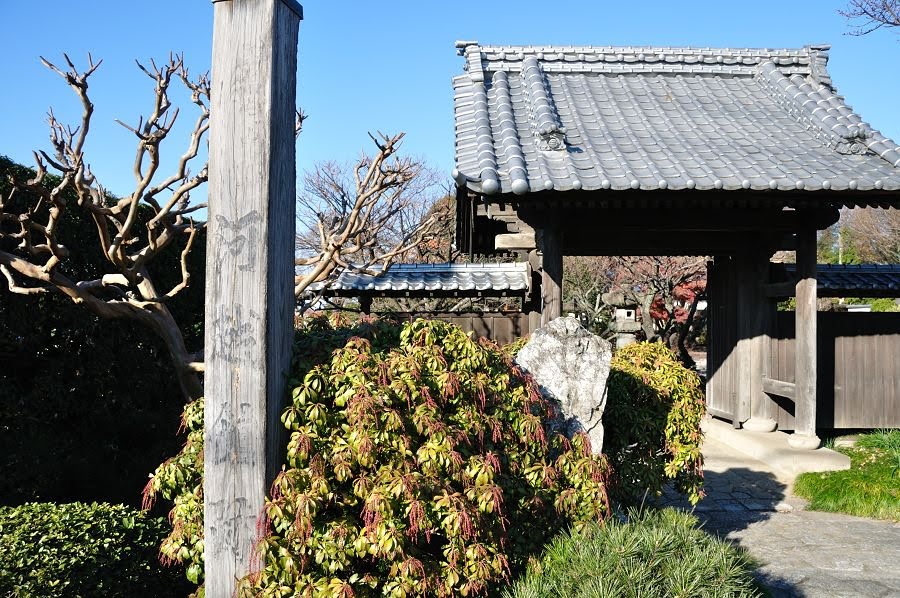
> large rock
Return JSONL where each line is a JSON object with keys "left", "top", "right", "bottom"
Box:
{"left": 514, "top": 316, "right": 612, "bottom": 454}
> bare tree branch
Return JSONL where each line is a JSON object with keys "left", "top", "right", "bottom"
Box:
{"left": 294, "top": 132, "right": 451, "bottom": 306}
{"left": 840, "top": 0, "right": 900, "bottom": 35}
{"left": 1, "top": 54, "right": 210, "bottom": 400}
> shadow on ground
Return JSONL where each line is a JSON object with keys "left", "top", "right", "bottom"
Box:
{"left": 661, "top": 467, "right": 807, "bottom": 597}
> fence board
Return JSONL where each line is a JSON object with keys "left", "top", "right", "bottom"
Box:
{"left": 768, "top": 312, "right": 900, "bottom": 429}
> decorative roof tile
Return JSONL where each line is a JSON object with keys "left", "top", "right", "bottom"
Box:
{"left": 308, "top": 262, "right": 530, "bottom": 297}
{"left": 452, "top": 42, "right": 900, "bottom": 200}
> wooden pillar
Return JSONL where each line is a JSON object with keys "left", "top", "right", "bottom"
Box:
{"left": 359, "top": 296, "right": 372, "bottom": 315}
{"left": 524, "top": 249, "right": 542, "bottom": 334}
{"left": 540, "top": 226, "right": 563, "bottom": 326}
{"left": 205, "top": 1, "right": 302, "bottom": 595}
{"left": 738, "top": 251, "right": 777, "bottom": 432}
{"left": 789, "top": 228, "right": 821, "bottom": 449}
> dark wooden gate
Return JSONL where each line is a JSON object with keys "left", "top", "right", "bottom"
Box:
{"left": 706, "top": 257, "right": 741, "bottom": 422}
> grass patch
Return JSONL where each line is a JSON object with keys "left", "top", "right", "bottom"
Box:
{"left": 794, "top": 429, "right": 900, "bottom": 521}
{"left": 502, "top": 508, "right": 763, "bottom": 598}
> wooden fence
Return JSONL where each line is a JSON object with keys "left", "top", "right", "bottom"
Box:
{"left": 768, "top": 312, "right": 900, "bottom": 429}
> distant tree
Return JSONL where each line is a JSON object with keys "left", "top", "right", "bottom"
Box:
{"left": 817, "top": 220, "right": 860, "bottom": 265}
{"left": 293, "top": 133, "right": 451, "bottom": 310}
{"left": 563, "top": 255, "right": 707, "bottom": 362}
{"left": 840, "top": 0, "right": 900, "bottom": 35}
{"left": 817, "top": 208, "right": 899, "bottom": 264}
{"left": 842, "top": 208, "right": 900, "bottom": 263}
{"left": 563, "top": 255, "right": 616, "bottom": 335}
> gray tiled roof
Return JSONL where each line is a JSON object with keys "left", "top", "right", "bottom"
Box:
{"left": 309, "top": 262, "right": 530, "bottom": 296}
{"left": 782, "top": 264, "right": 900, "bottom": 297}
{"left": 452, "top": 42, "right": 900, "bottom": 197}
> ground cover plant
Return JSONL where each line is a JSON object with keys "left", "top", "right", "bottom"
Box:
{"left": 602, "top": 342, "right": 706, "bottom": 506}
{"left": 0, "top": 502, "right": 189, "bottom": 597}
{"left": 794, "top": 428, "right": 900, "bottom": 521}
{"left": 146, "top": 316, "right": 610, "bottom": 597}
{"left": 502, "top": 507, "right": 763, "bottom": 598}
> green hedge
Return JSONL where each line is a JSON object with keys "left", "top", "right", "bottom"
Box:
{"left": 1, "top": 155, "right": 205, "bottom": 508}
{"left": 0, "top": 502, "right": 189, "bottom": 597}
{"left": 603, "top": 342, "right": 706, "bottom": 505}
{"left": 503, "top": 508, "right": 762, "bottom": 598}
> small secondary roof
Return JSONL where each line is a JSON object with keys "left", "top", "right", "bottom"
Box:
{"left": 780, "top": 264, "right": 900, "bottom": 298}
{"left": 308, "top": 262, "right": 529, "bottom": 298}
{"left": 452, "top": 42, "right": 900, "bottom": 199}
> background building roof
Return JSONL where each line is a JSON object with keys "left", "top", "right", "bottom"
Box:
{"left": 308, "top": 262, "right": 530, "bottom": 297}
{"left": 452, "top": 42, "right": 900, "bottom": 200}
{"left": 780, "top": 263, "right": 900, "bottom": 297}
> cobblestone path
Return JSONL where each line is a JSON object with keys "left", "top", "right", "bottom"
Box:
{"left": 663, "top": 437, "right": 900, "bottom": 598}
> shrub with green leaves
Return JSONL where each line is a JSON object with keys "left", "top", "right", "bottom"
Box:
{"left": 603, "top": 342, "right": 706, "bottom": 505}
{"left": 0, "top": 502, "right": 189, "bottom": 597}
{"left": 143, "top": 314, "right": 404, "bottom": 594}
{"left": 502, "top": 507, "right": 763, "bottom": 598}
{"left": 146, "top": 316, "right": 609, "bottom": 597}
{"left": 143, "top": 397, "right": 205, "bottom": 588}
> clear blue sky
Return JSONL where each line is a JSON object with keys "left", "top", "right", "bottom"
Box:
{"left": 1, "top": 0, "right": 898, "bottom": 199}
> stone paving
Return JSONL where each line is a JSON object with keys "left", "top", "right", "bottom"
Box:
{"left": 662, "top": 437, "right": 900, "bottom": 598}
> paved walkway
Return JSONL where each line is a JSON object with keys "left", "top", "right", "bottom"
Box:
{"left": 663, "top": 437, "right": 900, "bottom": 598}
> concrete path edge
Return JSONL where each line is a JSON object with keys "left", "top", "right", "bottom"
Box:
{"left": 702, "top": 416, "right": 850, "bottom": 477}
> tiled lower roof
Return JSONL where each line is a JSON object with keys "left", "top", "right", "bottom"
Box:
{"left": 452, "top": 43, "right": 900, "bottom": 202}
{"left": 782, "top": 264, "right": 900, "bottom": 297}
{"left": 309, "top": 262, "right": 530, "bottom": 297}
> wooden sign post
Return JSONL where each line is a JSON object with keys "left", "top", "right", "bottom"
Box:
{"left": 205, "top": 0, "right": 302, "bottom": 595}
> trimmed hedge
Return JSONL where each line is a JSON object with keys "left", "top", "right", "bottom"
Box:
{"left": 0, "top": 502, "right": 189, "bottom": 597}
{"left": 503, "top": 508, "right": 763, "bottom": 598}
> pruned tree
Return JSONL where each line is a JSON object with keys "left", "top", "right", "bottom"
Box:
{"left": 3, "top": 55, "right": 449, "bottom": 402}
{"left": 840, "top": 0, "right": 900, "bottom": 35}
{"left": 0, "top": 54, "right": 209, "bottom": 400}
{"left": 294, "top": 132, "right": 451, "bottom": 308}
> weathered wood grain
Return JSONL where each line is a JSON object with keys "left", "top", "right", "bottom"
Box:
{"left": 540, "top": 226, "right": 562, "bottom": 326}
{"left": 736, "top": 251, "right": 776, "bottom": 431}
{"left": 205, "top": 1, "right": 301, "bottom": 595}
{"left": 792, "top": 229, "right": 819, "bottom": 446}
{"left": 706, "top": 256, "right": 742, "bottom": 425}
{"left": 762, "top": 376, "right": 796, "bottom": 399}
{"left": 769, "top": 311, "right": 900, "bottom": 429}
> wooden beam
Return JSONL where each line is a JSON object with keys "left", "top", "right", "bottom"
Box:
{"left": 205, "top": 1, "right": 301, "bottom": 595}
{"left": 762, "top": 377, "right": 796, "bottom": 399}
{"left": 790, "top": 228, "right": 821, "bottom": 450}
{"left": 524, "top": 250, "right": 542, "bottom": 334}
{"left": 540, "top": 226, "right": 562, "bottom": 326}
{"left": 495, "top": 231, "right": 536, "bottom": 251}
{"left": 763, "top": 280, "right": 798, "bottom": 298}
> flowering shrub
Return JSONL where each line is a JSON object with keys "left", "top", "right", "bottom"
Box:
{"left": 146, "top": 316, "right": 609, "bottom": 596}
{"left": 603, "top": 342, "right": 706, "bottom": 505}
